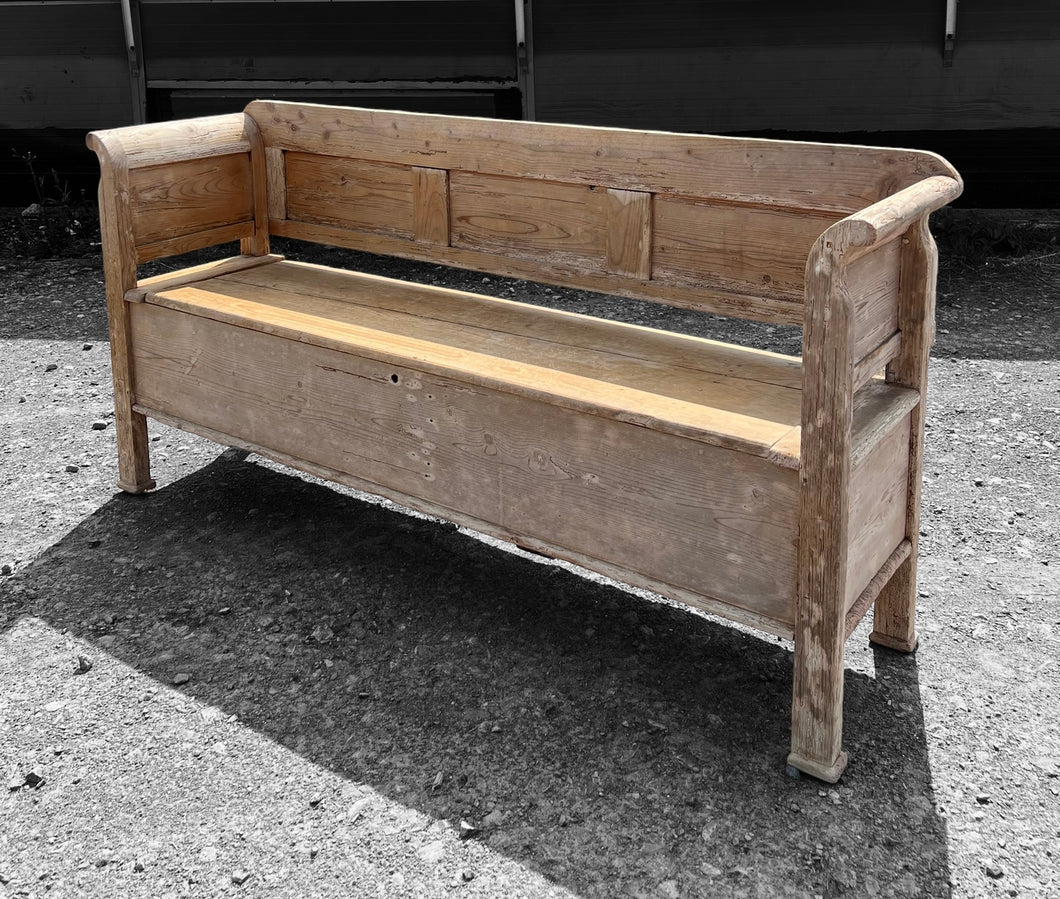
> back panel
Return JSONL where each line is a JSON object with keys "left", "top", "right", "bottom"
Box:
{"left": 250, "top": 101, "right": 956, "bottom": 325}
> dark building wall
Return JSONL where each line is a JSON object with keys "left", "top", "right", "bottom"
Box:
{"left": 1, "top": 0, "right": 1058, "bottom": 205}
{"left": 140, "top": 1, "right": 514, "bottom": 83}
{"left": 0, "top": 0, "right": 518, "bottom": 203}
{"left": 531, "top": 0, "right": 1060, "bottom": 133}
{"left": 529, "top": 0, "right": 1060, "bottom": 205}
{"left": 0, "top": 0, "right": 130, "bottom": 131}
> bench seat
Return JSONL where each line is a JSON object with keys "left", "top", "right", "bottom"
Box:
{"left": 131, "top": 255, "right": 915, "bottom": 475}
{"left": 124, "top": 253, "right": 919, "bottom": 642}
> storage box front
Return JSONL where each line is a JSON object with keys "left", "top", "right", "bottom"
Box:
{"left": 129, "top": 302, "right": 799, "bottom": 624}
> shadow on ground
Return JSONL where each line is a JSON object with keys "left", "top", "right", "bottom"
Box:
{"left": 3, "top": 453, "right": 951, "bottom": 897}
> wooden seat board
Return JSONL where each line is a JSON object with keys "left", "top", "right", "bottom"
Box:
{"left": 223, "top": 260, "right": 803, "bottom": 389}
{"left": 145, "top": 264, "right": 805, "bottom": 459}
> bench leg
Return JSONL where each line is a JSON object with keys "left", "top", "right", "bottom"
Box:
{"left": 872, "top": 214, "right": 935, "bottom": 654}
{"left": 96, "top": 171, "right": 156, "bottom": 496}
{"left": 869, "top": 410, "right": 922, "bottom": 653}
{"left": 870, "top": 555, "right": 918, "bottom": 652}
{"left": 115, "top": 407, "right": 155, "bottom": 494}
{"left": 788, "top": 618, "right": 849, "bottom": 783}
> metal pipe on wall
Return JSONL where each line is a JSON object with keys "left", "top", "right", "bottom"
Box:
{"left": 944, "top": 0, "right": 957, "bottom": 66}
{"left": 515, "top": 0, "right": 536, "bottom": 120}
{"left": 119, "top": 0, "right": 147, "bottom": 123}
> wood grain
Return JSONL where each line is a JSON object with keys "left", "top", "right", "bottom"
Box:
{"left": 241, "top": 113, "right": 270, "bottom": 257}
{"left": 413, "top": 166, "right": 450, "bottom": 246}
{"left": 845, "top": 413, "right": 911, "bottom": 609}
{"left": 265, "top": 147, "right": 287, "bottom": 221}
{"left": 220, "top": 261, "right": 803, "bottom": 387}
{"left": 144, "top": 264, "right": 803, "bottom": 458}
{"left": 90, "top": 137, "right": 154, "bottom": 493}
{"left": 844, "top": 540, "right": 911, "bottom": 641}
{"left": 88, "top": 112, "right": 251, "bottom": 170}
{"left": 270, "top": 217, "right": 806, "bottom": 325}
{"left": 246, "top": 100, "right": 959, "bottom": 213}
{"left": 135, "top": 222, "right": 255, "bottom": 266}
{"left": 450, "top": 172, "right": 608, "bottom": 272}
{"left": 126, "top": 253, "right": 284, "bottom": 302}
{"left": 871, "top": 215, "right": 939, "bottom": 652}
{"left": 847, "top": 236, "right": 901, "bottom": 362}
{"left": 606, "top": 188, "right": 652, "bottom": 280}
{"left": 285, "top": 152, "right": 415, "bottom": 238}
{"left": 853, "top": 332, "right": 902, "bottom": 392}
{"left": 127, "top": 152, "right": 255, "bottom": 247}
{"left": 850, "top": 380, "right": 920, "bottom": 470}
{"left": 653, "top": 197, "right": 839, "bottom": 300}
{"left": 134, "top": 404, "right": 797, "bottom": 640}
{"left": 788, "top": 222, "right": 856, "bottom": 783}
{"left": 130, "top": 301, "right": 801, "bottom": 624}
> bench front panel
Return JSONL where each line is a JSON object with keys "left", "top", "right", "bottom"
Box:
{"left": 129, "top": 302, "right": 800, "bottom": 626}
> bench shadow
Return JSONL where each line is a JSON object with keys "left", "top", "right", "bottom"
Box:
{"left": 4, "top": 454, "right": 952, "bottom": 897}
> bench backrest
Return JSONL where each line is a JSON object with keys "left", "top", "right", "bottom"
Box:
{"left": 88, "top": 101, "right": 959, "bottom": 331}
{"left": 248, "top": 101, "right": 957, "bottom": 327}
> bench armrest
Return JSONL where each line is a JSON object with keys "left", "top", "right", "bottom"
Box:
{"left": 803, "top": 172, "right": 962, "bottom": 380}
{"left": 834, "top": 174, "right": 963, "bottom": 255}
{"left": 87, "top": 113, "right": 269, "bottom": 267}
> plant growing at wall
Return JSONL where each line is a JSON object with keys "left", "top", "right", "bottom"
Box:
{"left": 2, "top": 149, "right": 99, "bottom": 259}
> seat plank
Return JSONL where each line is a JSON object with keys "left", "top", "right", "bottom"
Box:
{"left": 223, "top": 261, "right": 803, "bottom": 389}
{"left": 144, "top": 261, "right": 804, "bottom": 460}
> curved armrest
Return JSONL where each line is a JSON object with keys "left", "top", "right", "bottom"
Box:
{"left": 87, "top": 112, "right": 268, "bottom": 266}
{"left": 86, "top": 113, "right": 253, "bottom": 171}
{"left": 837, "top": 175, "right": 964, "bottom": 254}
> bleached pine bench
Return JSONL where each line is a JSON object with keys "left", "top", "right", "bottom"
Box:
{"left": 88, "top": 101, "right": 961, "bottom": 782}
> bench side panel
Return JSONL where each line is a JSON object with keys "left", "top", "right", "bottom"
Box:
{"left": 88, "top": 112, "right": 269, "bottom": 266}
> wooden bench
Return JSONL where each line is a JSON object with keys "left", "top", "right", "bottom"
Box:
{"left": 87, "top": 101, "right": 962, "bottom": 782}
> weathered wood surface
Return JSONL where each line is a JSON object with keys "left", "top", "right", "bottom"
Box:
{"left": 652, "top": 199, "right": 837, "bottom": 300}
{"left": 246, "top": 100, "right": 959, "bottom": 212}
{"left": 85, "top": 102, "right": 963, "bottom": 783}
{"left": 241, "top": 113, "right": 270, "bottom": 257}
{"left": 844, "top": 539, "right": 912, "bottom": 641}
{"left": 605, "top": 189, "right": 652, "bottom": 280}
{"left": 127, "top": 154, "right": 254, "bottom": 247}
{"left": 91, "top": 137, "right": 154, "bottom": 494}
{"left": 130, "top": 301, "right": 801, "bottom": 624}
{"left": 88, "top": 113, "right": 252, "bottom": 169}
{"left": 271, "top": 216, "right": 808, "bottom": 325}
{"left": 846, "top": 414, "right": 911, "bottom": 609}
{"left": 788, "top": 224, "right": 857, "bottom": 785}
{"left": 285, "top": 152, "right": 416, "bottom": 238}
{"left": 126, "top": 253, "right": 284, "bottom": 302}
{"left": 137, "top": 405, "right": 798, "bottom": 641}
{"left": 142, "top": 261, "right": 804, "bottom": 460}
{"left": 413, "top": 166, "right": 451, "bottom": 246}
{"left": 871, "top": 214, "right": 939, "bottom": 653}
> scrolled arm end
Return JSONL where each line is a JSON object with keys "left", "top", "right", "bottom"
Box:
{"left": 843, "top": 175, "right": 963, "bottom": 252}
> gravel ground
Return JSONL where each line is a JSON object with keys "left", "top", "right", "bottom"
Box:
{"left": 1, "top": 214, "right": 1058, "bottom": 898}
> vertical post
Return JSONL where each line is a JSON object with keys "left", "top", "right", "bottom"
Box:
{"left": 943, "top": 0, "right": 957, "bottom": 67}
{"left": 91, "top": 138, "right": 155, "bottom": 493}
{"left": 120, "top": 0, "right": 147, "bottom": 124}
{"left": 515, "top": 0, "right": 536, "bottom": 120}
{"left": 871, "top": 215, "right": 937, "bottom": 652}
{"left": 788, "top": 229, "right": 855, "bottom": 783}
{"left": 240, "top": 114, "right": 271, "bottom": 257}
